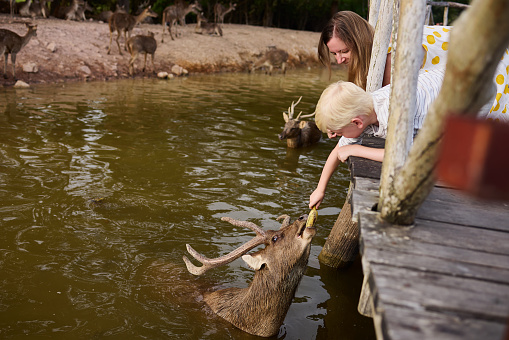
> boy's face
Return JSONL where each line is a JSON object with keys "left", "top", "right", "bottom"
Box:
{"left": 327, "top": 121, "right": 364, "bottom": 139}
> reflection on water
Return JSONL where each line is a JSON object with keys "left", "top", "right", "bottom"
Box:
{"left": 0, "top": 69, "right": 375, "bottom": 339}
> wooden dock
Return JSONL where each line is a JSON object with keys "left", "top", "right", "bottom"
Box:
{"left": 348, "top": 138, "right": 509, "bottom": 340}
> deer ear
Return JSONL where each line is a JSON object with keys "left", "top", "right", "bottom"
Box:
{"left": 283, "top": 112, "right": 289, "bottom": 123}
{"left": 242, "top": 254, "right": 266, "bottom": 270}
{"left": 299, "top": 121, "right": 307, "bottom": 129}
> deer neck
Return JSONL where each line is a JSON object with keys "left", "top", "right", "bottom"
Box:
{"left": 21, "top": 29, "right": 36, "bottom": 49}
{"left": 286, "top": 135, "right": 301, "bottom": 148}
{"left": 203, "top": 260, "right": 308, "bottom": 337}
{"left": 135, "top": 11, "right": 149, "bottom": 24}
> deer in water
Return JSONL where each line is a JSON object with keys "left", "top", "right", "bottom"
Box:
{"left": 126, "top": 31, "right": 157, "bottom": 76}
{"left": 107, "top": 6, "right": 158, "bottom": 55}
{"left": 195, "top": 12, "right": 223, "bottom": 37}
{"left": 161, "top": 0, "right": 202, "bottom": 42}
{"left": 0, "top": 23, "right": 37, "bottom": 79}
{"left": 214, "top": 2, "right": 236, "bottom": 25}
{"left": 251, "top": 48, "right": 289, "bottom": 75}
{"left": 183, "top": 212, "right": 317, "bottom": 337}
{"left": 279, "top": 97, "right": 322, "bottom": 148}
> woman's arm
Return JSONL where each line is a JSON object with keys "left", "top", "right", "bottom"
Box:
{"left": 309, "top": 144, "right": 342, "bottom": 208}
{"left": 383, "top": 53, "right": 392, "bottom": 87}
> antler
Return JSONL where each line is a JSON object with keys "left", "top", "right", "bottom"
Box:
{"left": 296, "top": 111, "right": 316, "bottom": 120}
{"left": 183, "top": 217, "right": 268, "bottom": 275}
{"left": 286, "top": 96, "right": 302, "bottom": 120}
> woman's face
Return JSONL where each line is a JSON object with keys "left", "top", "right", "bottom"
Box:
{"left": 327, "top": 35, "right": 351, "bottom": 65}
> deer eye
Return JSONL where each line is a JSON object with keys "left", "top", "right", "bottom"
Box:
{"left": 272, "top": 235, "right": 279, "bottom": 243}
{"left": 298, "top": 216, "right": 305, "bottom": 221}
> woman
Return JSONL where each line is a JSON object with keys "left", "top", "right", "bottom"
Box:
{"left": 318, "top": 11, "right": 509, "bottom": 121}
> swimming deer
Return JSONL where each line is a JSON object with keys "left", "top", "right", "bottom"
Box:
{"left": 161, "top": 0, "right": 202, "bottom": 42}
{"left": 126, "top": 31, "right": 157, "bottom": 76}
{"left": 107, "top": 6, "right": 158, "bottom": 55}
{"left": 0, "top": 23, "right": 37, "bottom": 79}
{"left": 214, "top": 2, "right": 236, "bottom": 25}
{"left": 251, "top": 48, "right": 289, "bottom": 75}
{"left": 195, "top": 12, "right": 222, "bottom": 37}
{"left": 183, "top": 213, "right": 317, "bottom": 337}
{"left": 279, "top": 97, "right": 322, "bottom": 148}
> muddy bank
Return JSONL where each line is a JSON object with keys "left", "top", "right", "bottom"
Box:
{"left": 0, "top": 15, "right": 322, "bottom": 86}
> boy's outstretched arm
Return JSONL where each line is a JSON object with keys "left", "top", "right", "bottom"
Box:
{"left": 309, "top": 144, "right": 341, "bottom": 208}
{"left": 337, "top": 144, "right": 384, "bottom": 162}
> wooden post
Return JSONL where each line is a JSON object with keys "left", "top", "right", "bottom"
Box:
{"left": 378, "top": 0, "right": 426, "bottom": 217}
{"left": 443, "top": 5, "right": 449, "bottom": 25}
{"left": 366, "top": 0, "right": 394, "bottom": 92}
{"left": 379, "top": 0, "right": 509, "bottom": 225}
{"left": 318, "top": 183, "right": 359, "bottom": 268}
{"left": 368, "top": 0, "right": 382, "bottom": 27}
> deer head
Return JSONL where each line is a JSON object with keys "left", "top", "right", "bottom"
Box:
{"left": 183, "top": 213, "right": 317, "bottom": 337}
{"left": 279, "top": 97, "right": 321, "bottom": 148}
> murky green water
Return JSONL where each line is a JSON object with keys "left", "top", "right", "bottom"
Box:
{"left": 0, "top": 69, "right": 375, "bottom": 339}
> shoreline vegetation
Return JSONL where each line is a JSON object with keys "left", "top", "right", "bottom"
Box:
{"left": 0, "top": 14, "right": 325, "bottom": 87}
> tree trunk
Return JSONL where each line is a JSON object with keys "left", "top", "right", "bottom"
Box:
{"left": 380, "top": 0, "right": 509, "bottom": 225}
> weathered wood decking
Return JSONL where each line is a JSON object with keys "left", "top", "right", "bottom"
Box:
{"left": 349, "top": 138, "right": 509, "bottom": 340}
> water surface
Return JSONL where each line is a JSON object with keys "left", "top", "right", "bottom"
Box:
{"left": 0, "top": 69, "right": 375, "bottom": 339}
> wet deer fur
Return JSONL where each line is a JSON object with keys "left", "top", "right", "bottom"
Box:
{"left": 279, "top": 97, "right": 322, "bottom": 148}
{"left": 183, "top": 213, "right": 317, "bottom": 337}
{"left": 107, "top": 6, "right": 158, "bottom": 55}
{"left": 0, "top": 23, "right": 37, "bottom": 78}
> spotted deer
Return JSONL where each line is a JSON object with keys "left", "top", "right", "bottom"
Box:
{"left": 107, "top": 6, "right": 158, "bottom": 55}
{"left": 0, "top": 23, "right": 37, "bottom": 79}
{"left": 183, "top": 213, "right": 317, "bottom": 337}
{"left": 161, "top": 0, "right": 202, "bottom": 42}
{"left": 251, "top": 48, "right": 289, "bottom": 75}
{"left": 279, "top": 97, "right": 322, "bottom": 148}
{"left": 195, "top": 12, "right": 223, "bottom": 36}
{"left": 126, "top": 31, "right": 157, "bottom": 76}
{"left": 214, "top": 1, "right": 236, "bottom": 24}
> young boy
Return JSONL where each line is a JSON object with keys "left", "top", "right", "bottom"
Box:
{"left": 309, "top": 67, "right": 493, "bottom": 209}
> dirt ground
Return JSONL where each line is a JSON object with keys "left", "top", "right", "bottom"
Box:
{"left": 0, "top": 14, "right": 322, "bottom": 87}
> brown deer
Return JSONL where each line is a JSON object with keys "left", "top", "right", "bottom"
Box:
{"left": 161, "top": 0, "right": 202, "bottom": 42}
{"left": 18, "top": 0, "right": 33, "bottom": 17}
{"left": 195, "top": 12, "right": 223, "bottom": 37}
{"left": 214, "top": 1, "right": 236, "bottom": 25}
{"left": 126, "top": 31, "right": 157, "bottom": 76}
{"left": 251, "top": 48, "right": 289, "bottom": 75}
{"left": 0, "top": 23, "right": 37, "bottom": 79}
{"left": 75, "top": 1, "right": 93, "bottom": 21}
{"left": 183, "top": 213, "right": 317, "bottom": 337}
{"left": 107, "top": 6, "right": 158, "bottom": 55}
{"left": 29, "top": 0, "right": 53, "bottom": 18}
{"left": 279, "top": 97, "right": 322, "bottom": 148}
{"left": 58, "top": 0, "right": 84, "bottom": 20}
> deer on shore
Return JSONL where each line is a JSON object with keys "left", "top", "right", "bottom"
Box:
{"left": 18, "top": 0, "right": 33, "bottom": 17}
{"left": 75, "top": 1, "right": 93, "bottom": 21}
{"left": 29, "top": 0, "right": 53, "bottom": 18}
{"left": 0, "top": 23, "right": 37, "bottom": 79}
{"left": 279, "top": 97, "right": 322, "bottom": 148}
{"left": 214, "top": 2, "right": 236, "bottom": 25}
{"left": 58, "top": 0, "right": 84, "bottom": 20}
{"left": 126, "top": 31, "right": 157, "bottom": 76}
{"left": 161, "top": 0, "right": 202, "bottom": 42}
{"left": 107, "top": 6, "right": 158, "bottom": 55}
{"left": 251, "top": 48, "right": 289, "bottom": 75}
{"left": 195, "top": 12, "right": 222, "bottom": 37}
{"left": 183, "top": 213, "right": 317, "bottom": 337}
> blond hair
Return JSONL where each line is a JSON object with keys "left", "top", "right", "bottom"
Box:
{"left": 315, "top": 81, "right": 374, "bottom": 133}
{"left": 318, "top": 11, "right": 374, "bottom": 90}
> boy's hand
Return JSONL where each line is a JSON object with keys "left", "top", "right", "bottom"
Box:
{"left": 309, "top": 189, "right": 325, "bottom": 209}
{"left": 337, "top": 145, "right": 355, "bottom": 162}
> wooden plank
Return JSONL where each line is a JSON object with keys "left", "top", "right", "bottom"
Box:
{"left": 380, "top": 304, "right": 506, "bottom": 340}
{"left": 352, "top": 187, "right": 509, "bottom": 232}
{"left": 369, "top": 263, "right": 509, "bottom": 322}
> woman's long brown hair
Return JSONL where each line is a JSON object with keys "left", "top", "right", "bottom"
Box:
{"left": 318, "top": 11, "right": 374, "bottom": 90}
